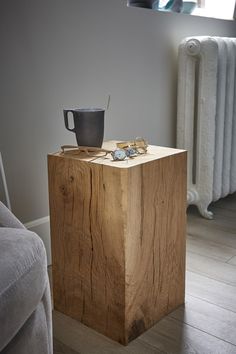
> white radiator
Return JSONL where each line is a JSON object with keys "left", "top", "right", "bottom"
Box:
{"left": 177, "top": 36, "right": 236, "bottom": 219}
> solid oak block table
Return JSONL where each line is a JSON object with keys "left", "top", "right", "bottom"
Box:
{"left": 48, "top": 141, "right": 187, "bottom": 345}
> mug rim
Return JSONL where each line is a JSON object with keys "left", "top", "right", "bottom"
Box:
{"left": 73, "top": 108, "right": 105, "bottom": 112}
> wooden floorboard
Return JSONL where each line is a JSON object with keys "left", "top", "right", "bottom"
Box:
{"left": 170, "top": 294, "right": 236, "bottom": 346}
{"left": 186, "top": 251, "right": 236, "bottom": 286}
{"left": 186, "top": 234, "right": 236, "bottom": 262}
{"left": 187, "top": 216, "right": 236, "bottom": 249}
{"left": 53, "top": 311, "right": 163, "bottom": 354}
{"left": 213, "top": 193, "right": 236, "bottom": 212}
{"left": 186, "top": 271, "right": 236, "bottom": 313}
{"left": 140, "top": 316, "right": 236, "bottom": 354}
{"left": 54, "top": 338, "right": 80, "bottom": 354}
{"left": 228, "top": 255, "right": 236, "bottom": 266}
{"left": 52, "top": 193, "right": 236, "bottom": 353}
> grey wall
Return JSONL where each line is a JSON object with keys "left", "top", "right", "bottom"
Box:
{"left": 0, "top": 0, "right": 236, "bottom": 223}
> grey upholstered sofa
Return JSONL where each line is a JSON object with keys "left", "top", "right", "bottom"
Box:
{"left": 0, "top": 201, "right": 52, "bottom": 354}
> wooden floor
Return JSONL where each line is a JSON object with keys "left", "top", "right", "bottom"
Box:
{"left": 53, "top": 193, "right": 236, "bottom": 354}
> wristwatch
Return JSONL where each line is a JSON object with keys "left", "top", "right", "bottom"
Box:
{"left": 111, "top": 149, "right": 127, "bottom": 161}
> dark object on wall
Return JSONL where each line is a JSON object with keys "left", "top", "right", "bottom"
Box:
{"left": 127, "top": 0, "right": 154, "bottom": 8}
{"left": 153, "top": 0, "right": 183, "bottom": 12}
{"left": 128, "top": 0, "right": 185, "bottom": 13}
{"left": 64, "top": 108, "right": 104, "bottom": 148}
{"left": 181, "top": 1, "right": 197, "bottom": 14}
{"left": 171, "top": 0, "right": 183, "bottom": 12}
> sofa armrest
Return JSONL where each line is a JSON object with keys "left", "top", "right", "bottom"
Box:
{"left": 0, "top": 202, "right": 25, "bottom": 229}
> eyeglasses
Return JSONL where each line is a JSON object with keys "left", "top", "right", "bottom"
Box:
{"left": 116, "top": 137, "right": 148, "bottom": 154}
{"left": 61, "top": 145, "right": 111, "bottom": 159}
{"left": 60, "top": 138, "right": 148, "bottom": 161}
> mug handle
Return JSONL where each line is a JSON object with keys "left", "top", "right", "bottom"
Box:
{"left": 63, "top": 110, "right": 75, "bottom": 132}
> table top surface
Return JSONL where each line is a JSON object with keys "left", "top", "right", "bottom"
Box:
{"left": 50, "top": 141, "right": 186, "bottom": 169}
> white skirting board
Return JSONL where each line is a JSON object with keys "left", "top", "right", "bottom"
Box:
{"left": 25, "top": 216, "right": 51, "bottom": 265}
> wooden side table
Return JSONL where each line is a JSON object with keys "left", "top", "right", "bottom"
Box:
{"left": 48, "top": 142, "right": 187, "bottom": 345}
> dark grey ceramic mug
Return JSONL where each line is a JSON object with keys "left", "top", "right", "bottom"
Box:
{"left": 64, "top": 108, "right": 105, "bottom": 147}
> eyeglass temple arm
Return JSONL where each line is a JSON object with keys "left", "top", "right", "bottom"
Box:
{"left": 61, "top": 145, "right": 112, "bottom": 154}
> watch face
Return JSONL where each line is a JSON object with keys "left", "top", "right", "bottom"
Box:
{"left": 112, "top": 149, "right": 127, "bottom": 161}
{"left": 125, "top": 147, "right": 137, "bottom": 157}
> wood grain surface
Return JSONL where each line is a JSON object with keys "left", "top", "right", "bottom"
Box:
{"left": 52, "top": 193, "right": 236, "bottom": 354}
{"left": 124, "top": 154, "right": 187, "bottom": 343}
{"left": 48, "top": 146, "right": 187, "bottom": 344}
